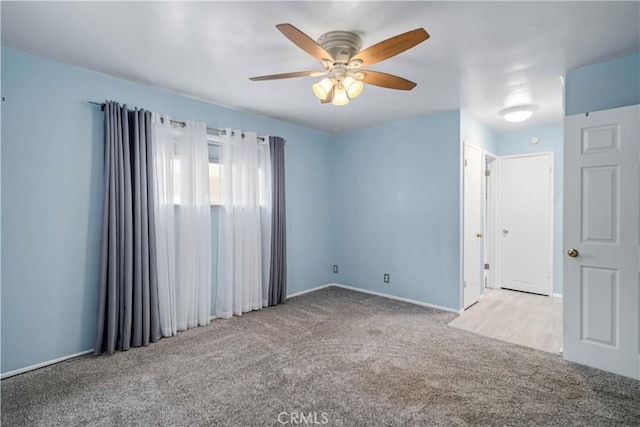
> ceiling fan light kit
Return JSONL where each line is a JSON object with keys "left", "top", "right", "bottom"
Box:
{"left": 250, "top": 24, "right": 430, "bottom": 106}
{"left": 311, "top": 66, "right": 365, "bottom": 105}
{"left": 343, "top": 76, "right": 364, "bottom": 98}
{"left": 312, "top": 78, "right": 333, "bottom": 100}
{"left": 499, "top": 105, "right": 539, "bottom": 122}
{"left": 332, "top": 83, "right": 350, "bottom": 106}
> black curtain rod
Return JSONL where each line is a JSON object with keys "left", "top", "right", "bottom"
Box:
{"left": 88, "top": 101, "right": 226, "bottom": 134}
{"left": 88, "top": 101, "right": 282, "bottom": 143}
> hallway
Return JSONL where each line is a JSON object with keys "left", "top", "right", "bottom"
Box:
{"left": 449, "top": 288, "right": 562, "bottom": 354}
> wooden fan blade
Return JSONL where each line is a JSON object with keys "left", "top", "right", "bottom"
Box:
{"left": 321, "top": 86, "right": 335, "bottom": 104}
{"left": 352, "top": 28, "right": 429, "bottom": 66}
{"left": 276, "top": 23, "right": 334, "bottom": 63}
{"left": 249, "top": 71, "right": 319, "bottom": 81}
{"left": 361, "top": 71, "right": 417, "bottom": 90}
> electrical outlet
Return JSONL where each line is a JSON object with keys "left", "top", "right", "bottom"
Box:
{"left": 333, "top": 265, "right": 338, "bottom": 274}
{"left": 384, "top": 273, "right": 390, "bottom": 283}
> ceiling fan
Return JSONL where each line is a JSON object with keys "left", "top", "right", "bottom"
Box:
{"left": 249, "top": 24, "right": 430, "bottom": 106}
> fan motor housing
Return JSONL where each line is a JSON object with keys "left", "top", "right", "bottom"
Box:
{"left": 317, "top": 31, "right": 362, "bottom": 64}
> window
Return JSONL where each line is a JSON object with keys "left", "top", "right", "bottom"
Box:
{"left": 171, "top": 138, "right": 221, "bottom": 206}
{"left": 208, "top": 161, "right": 221, "bottom": 205}
{"left": 207, "top": 138, "right": 221, "bottom": 206}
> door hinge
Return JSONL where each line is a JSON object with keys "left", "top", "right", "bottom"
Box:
{"left": 463, "top": 280, "right": 467, "bottom": 288}
{"left": 485, "top": 169, "right": 491, "bottom": 177}
{"left": 464, "top": 158, "right": 468, "bottom": 167}
{"left": 484, "top": 263, "right": 490, "bottom": 270}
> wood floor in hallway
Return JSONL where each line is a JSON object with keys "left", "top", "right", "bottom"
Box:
{"left": 448, "top": 288, "right": 562, "bottom": 354}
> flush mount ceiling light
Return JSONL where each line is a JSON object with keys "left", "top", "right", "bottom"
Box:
{"left": 499, "top": 105, "right": 539, "bottom": 122}
{"left": 250, "top": 24, "right": 430, "bottom": 106}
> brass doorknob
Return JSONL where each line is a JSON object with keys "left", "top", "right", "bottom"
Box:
{"left": 567, "top": 248, "right": 579, "bottom": 258}
{"left": 476, "top": 233, "right": 483, "bottom": 238}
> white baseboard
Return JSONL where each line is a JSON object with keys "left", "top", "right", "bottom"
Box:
{"left": 552, "top": 293, "right": 563, "bottom": 298}
{"left": 2, "top": 316, "right": 224, "bottom": 378}
{"left": 286, "top": 284, "right": 333, "bottom": 299}
{"left": 3, "top": 283, "right": 459, "bottom": 379}
{"left": 327, "top": 283, "right": 462, "bottom": 314}
{"left": 1, "top": 349, "right": 94, "bottom": 380}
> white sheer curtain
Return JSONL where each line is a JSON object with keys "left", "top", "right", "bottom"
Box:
{"left": 152, "top": 113, "right": 211, "bottom": 336}
{"left": 151, "top": 114, "right": 177, "bottom": 336}
{"left": 217, "top": 129, "right": 271, "bottom": 319}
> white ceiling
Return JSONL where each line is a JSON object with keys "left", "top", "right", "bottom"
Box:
{"left": 2, "top": 1, "right": 638, "bottom": 134}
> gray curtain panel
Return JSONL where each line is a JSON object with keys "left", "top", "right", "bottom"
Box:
{"left": 95, "top": 101, "right": 161, "bottom": 355}
{"left": 268, "top": 136, "right": 287, "bottom": 305}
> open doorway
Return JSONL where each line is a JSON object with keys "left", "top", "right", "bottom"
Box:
{"left": 455, "top": 143, "right": 561, "bottom": 354}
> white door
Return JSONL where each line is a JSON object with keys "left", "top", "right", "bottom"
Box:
{"left": 563, "top": 104, "right": 639, "bottom": 380}
{"left": 498, "top": 154, "right": 552, "bottom": 295}
{"left": 464, "top": 143, "right": 483, "bottom": 309}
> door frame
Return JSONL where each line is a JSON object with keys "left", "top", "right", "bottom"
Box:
{"left": 483, "top": 151, "right": 499, "bottom": 289}
{"left": 462, "top": 142, "right": 484, "bottom": 309}
{"left": 496, "top": 151, "right": 554, "bottom": 295}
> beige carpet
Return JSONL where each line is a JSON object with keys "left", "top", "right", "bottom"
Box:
{"left": 2, "top": 287, "right": 639, "bottom": 426}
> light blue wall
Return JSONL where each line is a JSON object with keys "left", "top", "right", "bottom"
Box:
{"left": 330, "top": 112, "right": 462, "bottom": 310}
{"left": 1, "top": 48, "right": 334, "bottom": 374}
{"left": 11, "top": 45, "right": 629, "bottom": 375}
{"left": 565, "top": 53, "right": 639, "bottom": 116}
{"left": 497, "top": 125, "right": 564, "bottom": 295}
{"left": 461, "top": 110, "right": 498, "bottom": 154}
